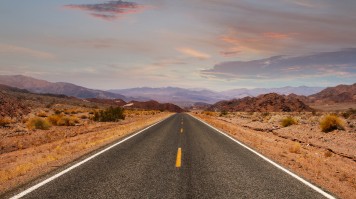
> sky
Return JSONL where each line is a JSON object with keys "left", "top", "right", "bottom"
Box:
{"left": 0, "top": 0, "right": 355, "bottom": 91}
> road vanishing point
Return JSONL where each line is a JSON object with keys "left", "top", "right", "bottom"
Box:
{"left": 8, "top": 113, "right": 334, "bottom": 199}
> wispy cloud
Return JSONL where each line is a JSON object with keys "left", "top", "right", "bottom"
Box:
{"left": 201, "top": 48, "right": 356, "bottom": 80}
{"left": 64, "top": 0, "right": 148, "bottom": 21}
{"left": 176, "top": 47, "right": 210, "bottom": 60}
{"left": 0, "top": 44, "right": 55, "bottom": 59}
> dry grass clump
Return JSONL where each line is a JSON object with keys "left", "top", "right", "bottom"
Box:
{"left": 93, "top": 106, "right": 125, "bottom": 122}
{"left": 27, "top": 117, "right": 51, "bottom": 130}
{"left": 0, "top": 117, "right": 14, "bottom": 127}
{"left": 281, "top": 116, "right": 298, "bottom": 127}
{"left": 47, "top": 114, "right": 79, "bottom": 126}
{"left": 320, "top": 114, "right": 345, "bottom": 132}
{"left": 342, "top": 108, "right": 356, "bottom": 119}
{"left": 289, "top": 142, "right": 301, "bottom": 154}
{"left": 324, "top": 150, "right": 333, "bottom": 158}
{"left": 36, "top": 111, "right": 47, "bottom": 117}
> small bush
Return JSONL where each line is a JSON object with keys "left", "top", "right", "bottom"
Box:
{"left": 47, "top": 115, "right": 61, "bottom": 125}
{"left": 324, "top": 150, "right": 333, "bottom": 158}
{"left": 93, "top": 106, "right": 125, "bottom": 122}
{"left": 27, "top": 117, "right": 51, "bottom": 130}
{"left": 48, "top": 115, "right": 79, "bottom": 126}
{"left": 342, "top": 108, "right": 356, "bottom": 119}
{"left": 262, "top": 112, "right": 270, "bottom": 117}
{"left": 54, "top": 110, "right": 62, "bottom": 115}
{"left": 80, "top": 115, "right": 88, "bottom": 119}
{"left": 57, "top": 117, "right": 76, "bottom": 126}
{"left": 36, "top": 111, "right": 47, "bottom": 117}
{"left": 289, "top": 142, "right": 301, "bottom": 154}
{"left": 320, "top": 114, "right": 345, "bottom": 132}
{"left": 219, "top": 110, "right": 228, "bottom": 117}
{"left": 0, "top": 117, "right": 13, "bottom": 127}
{"left": 281, "top": 116, "right": 298, "bottom": 127}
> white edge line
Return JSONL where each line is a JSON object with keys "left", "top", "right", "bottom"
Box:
{"left": 10, "top": 115, "right": 173, "bottom": 199}
{"left": 190, "top": 114, "right": 335, "bottom": 199}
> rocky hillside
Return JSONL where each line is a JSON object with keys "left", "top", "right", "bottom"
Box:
{"left": 86, "top": 98, "right": 127, "bottom": 107}
{"left": 125, "top": 100, "right": 184, "bottom": 112}
{"left": 0, "top": 85, "right": 31, "bottom": 118}
{"left": 308, "top": 83, "right": 356, "bottom": 103}
{"left": 0, "top": 75, "right": 128, "bottom": 100}
{"left": 86, "top": 99, "right": 183, "bottom": 112}
{"left": 207, "top": 93, "right": 313, "bottom": 112}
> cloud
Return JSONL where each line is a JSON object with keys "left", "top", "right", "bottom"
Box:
{"left": 0, "top": 44, "right": 55, "bottom": 59}
{"left": 64, "top": 0, "right": 148, "bottom": 21}
{"left": 176, "top": 47, "right": 210, "bottom": 60}
{"left": 201, "top": 48, "right": 356, "bottom": 80}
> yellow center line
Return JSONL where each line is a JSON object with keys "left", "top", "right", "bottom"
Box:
{"left": 176, "top": 148, "right": 182, "bottom": 168}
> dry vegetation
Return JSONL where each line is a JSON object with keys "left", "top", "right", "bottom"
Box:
{"left": 192, "top": 110, "right": 355, "bottom": 199}
{"left": 0, "top": 89, "right": 174, "bottom": 194}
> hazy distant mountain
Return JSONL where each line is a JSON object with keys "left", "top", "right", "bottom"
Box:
{"left": 108, "top": 87, "right": 226, "bottom": 106}
{"left": 109, "top": 86, "right": 325, "bottom": 107}
{"left": 0, "top": 75, "right": 128, "bottom": 100}
{"left": 308, "top": 83, "right": 356, "bottom": 103}
{"left": 221, "top": 86, "right": 325, "bottom": 99}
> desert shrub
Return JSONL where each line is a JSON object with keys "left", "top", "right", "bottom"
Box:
{"left": 289, "top": 142, "right": 301, "bottom": 154}
{"left": 93, "top": 106, "right": 125, "bottom": 122}
{"left": 219, "top": 110, "right": 228, "bottom": 117}
{"left": 280, "top": 116, "right": 298, "bottom": 127}
{"left": 0, "top": 117, "right": 13, "bottom": 127}
{"left": 36, "top": 111, "right": 47, "bottom": 117}
{"left": 48, "top": 115, "right": 79, "bottom": 126}
{"left": 342, "top": 108, "right": 356, "bottom": 119}
{"left": 54, "top": 109, "right": 62, "bottom": 115}
{"left": 57, "top": 116, "right": 78, "bottom": 126}
{"left": 47, "top": 115, "right": 61, "bottom": 125}
{"left": 320, "top": 114, "right": 345, "bottom": 132}
{"left": 80, "top": 115, "right": 88, "bottom": 119}
{"left": 324, "top": 150, "right": 333, "bottom": 158}
{"left": 27, "top": 117, "right": 51, "bottom": 130}
{"left": 262, "top": 112, "right": 270, "bottom": 117}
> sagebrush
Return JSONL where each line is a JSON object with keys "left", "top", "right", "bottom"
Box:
{"left": 93, "top": 106, "right": 125, "bottom": 122}
{"left": 320, "top": 114, "right": 345, "bottom": 132}
{"left": 27, "top": 117, "right": 51, "bottom": 130}
{"left": 281, "top": 116, "right": 298, "bottom": 127}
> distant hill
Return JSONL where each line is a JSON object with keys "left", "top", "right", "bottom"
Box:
{"left": 125, "top": 100, "right": 184, "bottom": 112}
{"left": 109, "top": 87, "right": 226, "bottom": 107}
{"left": 220, "top": 86, "right": 324, "bottom": 99}
{"left": 85, "top": 98, "right": 183, "bottom": 112}
{"left": 308, "top": 83, "right": 356, "bottom": 103}
{"left": 109, "top": 86, "right": 324, "bottom": 107}
{"left": 0, "top": 85, "right": 31, "bottom": 117}
{"left": 207, "top": 93, "right": 313, "bottom": 112}
{"left": 0, "top": 75, "right": 128, "bottom": 100}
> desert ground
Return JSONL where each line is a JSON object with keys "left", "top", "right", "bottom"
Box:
{"left": 0, "top": 104, "right": 172, "bottom": 194}
{"left": 191, "top": 110, "right": 355, "bottom": 199}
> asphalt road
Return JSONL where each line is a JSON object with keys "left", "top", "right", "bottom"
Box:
{"left": 10, "top": 113, "right": 330, "bottom": 199}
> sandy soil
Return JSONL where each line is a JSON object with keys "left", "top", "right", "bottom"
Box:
{"left": 0, "top": 111, "right": 173, "bottom": 194}
{"left": 191, "top": 111, "right": 356, "bottom": 199}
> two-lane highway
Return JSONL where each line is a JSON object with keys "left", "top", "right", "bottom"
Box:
{"left": 9, "top": 113, "right": 332, "bottom": 198}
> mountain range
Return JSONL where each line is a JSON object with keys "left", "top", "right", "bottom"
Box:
{"left": 108, "top": 86, "right": 325, "bottom": 106}
{"left": 0, "top": 75, "right": 129, "bottom": 100}
{"left": 1, "top": 75, "right": 353, "bottom": 108}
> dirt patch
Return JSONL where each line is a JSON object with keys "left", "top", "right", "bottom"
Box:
{"left": 191, "top": 112, "right": 356, "bottom": 199}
